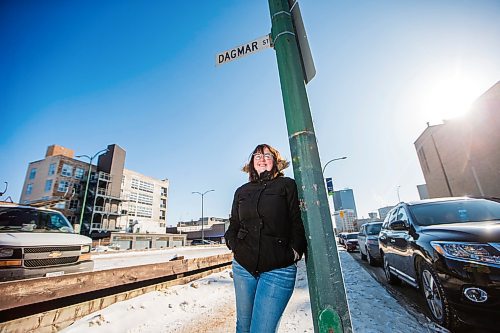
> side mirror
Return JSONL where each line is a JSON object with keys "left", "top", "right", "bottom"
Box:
{"left": 389, "top": 220, "right": 408, "bottom": 231}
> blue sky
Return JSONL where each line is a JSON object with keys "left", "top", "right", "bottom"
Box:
{"left": 1, "top": 0, "right": 499, "bottom": 225}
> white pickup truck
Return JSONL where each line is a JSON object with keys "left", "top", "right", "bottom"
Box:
{"left": 0, "top": 203, "right": 94, "bottom": 282}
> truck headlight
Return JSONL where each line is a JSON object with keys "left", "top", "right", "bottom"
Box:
{"left": 81, "top": 245, "right": 91, "bottom": 254}
{"left": 431, "top": 241, "right": 500, "bottom": 265}
{"left": 0, "top": 248, "right": 14, "bottom": 258}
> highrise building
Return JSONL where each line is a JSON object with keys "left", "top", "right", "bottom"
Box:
{"left": 414, "top": 81, "right": 500, "bottom": 198}
{"left": 332, "top": 189, "right": 357, "bottom": 217}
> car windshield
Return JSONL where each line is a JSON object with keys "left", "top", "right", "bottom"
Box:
{"left": 366, "top": 223, "right": 382, "bottom": 235}
{"left": 409, "top": 199, "right": 500, "bottom": 226}
{"left": 346, "top": 233, "right": 358, "bottom": 239}
{"left": 0, "top": 207, "right": 74, "bottom": 233}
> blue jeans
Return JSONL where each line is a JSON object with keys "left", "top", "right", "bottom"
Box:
{"left": 232, "top": 259, "right": 297, "bottom": 333}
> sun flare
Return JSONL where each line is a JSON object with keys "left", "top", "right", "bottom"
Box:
{"left": 420, "top": 77, "right": 481, "bottom": 124}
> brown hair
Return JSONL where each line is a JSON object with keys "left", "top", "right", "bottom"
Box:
{"left": 242, "top": 144, "right": 290, "bottom": 182}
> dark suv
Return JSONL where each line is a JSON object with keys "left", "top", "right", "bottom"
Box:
{"left": 378, "top": 197, "right": 500, "bottom": 330}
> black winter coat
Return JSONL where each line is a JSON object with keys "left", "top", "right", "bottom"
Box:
{"left": 224, "top": 174, "right": 307, "bottom": 275}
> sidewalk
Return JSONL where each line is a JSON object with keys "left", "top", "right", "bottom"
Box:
{"left": 63, "top": 250, "right": 442, "bottom": 333}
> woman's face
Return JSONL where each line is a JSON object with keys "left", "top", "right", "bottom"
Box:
{"left": 253, "top": 147, "right": 274, "bottom": 175}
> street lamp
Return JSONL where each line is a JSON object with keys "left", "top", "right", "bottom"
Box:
{"left": 192, "top": 189, "right": 214, "bottom": 243}
{"left": 76, "top": 148, "right": 109, "bottom": 234}
{"left": 322, "top": 156, "right": 347, "bottom": 195}
{"left": 322, "top": 156, "right": 347, "bottom": 175}
{"left": 397, "top": 185, "right": 401, "bottom": 203}
{"left": 322, "top": 156, "right": 347, "bottom": 231}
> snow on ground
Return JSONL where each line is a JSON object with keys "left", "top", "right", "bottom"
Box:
{"left": 92, "top": 246, "right": 231, "bottom": 271}
{"left": 63, "top": 249, "right": 438, "bottom": 333}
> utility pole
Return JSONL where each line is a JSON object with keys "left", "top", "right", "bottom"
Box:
{"left": 267, "top": 1, "right": 352, "bottom": 332}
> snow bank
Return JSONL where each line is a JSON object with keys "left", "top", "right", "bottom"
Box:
{"left": 62, "top": 250, "right": 436, "bottom": 332}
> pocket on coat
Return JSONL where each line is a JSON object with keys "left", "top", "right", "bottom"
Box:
{"left": 260, "top": 234, "right": 294, "bottom": 268}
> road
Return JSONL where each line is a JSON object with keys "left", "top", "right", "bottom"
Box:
{"left": 345, "top": 247, "right": 486, "bottom": 333}
{"left": 91, "top": 245, "right": 231, "bottom": 271}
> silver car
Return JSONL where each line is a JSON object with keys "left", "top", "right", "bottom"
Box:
{"left": 0, "top": 203, "right": 94, "bottom": 281}
{"left": 358, "top": 222, "right": 383, "bottom": 266}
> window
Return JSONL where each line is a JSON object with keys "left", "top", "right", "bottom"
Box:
{"left": 26, "top": 184, "right": 33, "bottom": 195}
{"left": 48, "top": 163, "right": 56, "bottom": 176}
{"left": 44, "top": 179, "right": 53, "bottom": 192}
{"left": 409, "top": 199, "right": 500, "bottom": 226}
{"left": 136, "top": 206, "right": 152, "bottom": 218}
{"left": 396, "top": 207, "right": 408, "bottom": 224}
{"left": 366, "top": 223, "right": 383, "bottom": 235}
{"left": 69, "top": 200, "right": 78, "bottom": 210}
{"left": 54, "top": 202, "right": 65, "bottom": 209}
{"left": 131, "top": 178, "right": 154, "bottom": 193}
{"left": 74, "top": 167, "right": 85, "bottom": 179}
{"left": 61, "top": 164, "right": 73, "bottom": 177}
{"left": 57, "top": 181, "right": 69, "bottom": 192}
{"left": 418, "top": 148, "right": 430, "bottom": 173}
{"left": 29, "top": 168, "right": 37, "bottom": 180}
{"left": 128, "top": 192, "right": 153, "bottom": 205}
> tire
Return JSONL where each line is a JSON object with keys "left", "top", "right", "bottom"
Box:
{"left": 367, "top": 248, "right": 378, "bottom": 267}
{"left": 383, "top": 254, "right": 401, "bottom": 285}
{"left": 419, "top": 262, "right": 456, "bottom": 329}
{"left": 360, "top": 247, "right": 367, "bottom": 260}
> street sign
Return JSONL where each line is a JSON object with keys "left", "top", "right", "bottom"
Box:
{"left": 288, "top": 0, "right": 316, "bottom": 83}
{"left": 216, "top": 34, "right": 271, "bottom": 66}
{"left": 326, "top": 178, "right": 334, "bottom": 196}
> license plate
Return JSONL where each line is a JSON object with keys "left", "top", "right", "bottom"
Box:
{"left": 45, "top": 271, "right": 64, "bottom": 277}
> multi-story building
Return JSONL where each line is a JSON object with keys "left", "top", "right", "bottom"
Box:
{"left": 117, "top": 168, "right": 169, "bottom": 234}
{"left": 20, "top": 145, "right": 95, "bottom": 226}
{"left": 20, "top": 144, "right": 169, "bottom": 239}
{"left": 333, "top": 189, "right": 358, "bottom": 218}
{"left": 414, "top": 81, "right": 500, "bottom": 198}
{"left": 334, "top": 209, "right": 356, "bottom": 232}
{"left": 166, "top": 217, "right": 229, "bottom": 243}
{"left": 417, "top": 184, "right": 429, "bottom": 200}
{"left": 377, "top": 206, "right": 395, "bottom": 220}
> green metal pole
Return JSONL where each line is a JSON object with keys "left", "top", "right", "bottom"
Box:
{"left": 77, "top": 148, "right": 107, "bottom": 234}
{"left": 78, "top": 158, "right": 93, "bottom": 234}
{"left": 267, "top": 1, "right": 353, "bottom": 332}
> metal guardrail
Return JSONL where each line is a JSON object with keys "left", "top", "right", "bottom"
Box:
{"left": 0, "top": 253, "right": 233, "bottom": 332}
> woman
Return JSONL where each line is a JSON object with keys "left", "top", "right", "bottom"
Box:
{"left": 225, "top": 144, "right": 307, "bottom": 333}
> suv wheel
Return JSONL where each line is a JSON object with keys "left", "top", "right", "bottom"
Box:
{"left": 419, "top": 262, "right": 455, "bottom": 328}
{"left": 367, "top": 248, "right": 377, "bottom": 267}
{"left": 383, "top": 254, "right": 401, "bottom": 285}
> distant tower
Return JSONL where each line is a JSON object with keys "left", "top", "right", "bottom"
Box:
{"left": 333, "top": 189, "right": 357, "bottom": 218}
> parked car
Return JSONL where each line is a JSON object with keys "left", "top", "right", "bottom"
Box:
{"left": 378, "top": 197, "right": 500, "bottom": 330}
{"left": 0, "top": 203, "right": 94, "bottom": 281}
{"left": 337, "top": 232, "right": 347, "bottom": 245}
{"left": 343, "top": 232, "right": 359, "bottom": 252}
{"left": 190, "top": 239, "right": 218, "bottom": 246}
{"left": 358, "top": 221, "right": 383, "bottom": 266}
